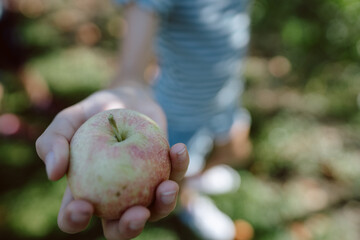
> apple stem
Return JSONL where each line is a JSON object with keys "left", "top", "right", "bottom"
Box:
{"left": 108, "top": 114, "right": 122, "bottom": 142}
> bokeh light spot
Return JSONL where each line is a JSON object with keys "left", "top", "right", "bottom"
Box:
{"left": 234, "top": 219, "right": 254, "bottom": 240}
{"left": 76, "top": 22, "right": 102, "bottom": 46}
{"left": 290, "top": 221, "right": 312, "bottom": 240}
{"left": 0, "top": 114, "right": 21, "bottom": 135}
{"left": 268, "top": 56, "right": 292, "bottom": 78}
{"left": 19, "top": 0, "right": 46, "bottom": 18}
{"left": 51, "top": 9, "right": 86, "bottom": 32}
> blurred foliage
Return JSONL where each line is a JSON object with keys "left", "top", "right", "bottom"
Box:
{"left": 1, "top": 177, "right": 66, "bottom": 237}
{"left": 28, "top": 48, "right": 112, "bottom": 99}
{"left": 0, "top": 0, "right": 359, "bottom": 239}
{"left": 0, "top": 140, "right": 34, "bottom": 166}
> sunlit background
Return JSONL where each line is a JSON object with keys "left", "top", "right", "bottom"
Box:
{"left": 0, "top": 0, "right": 359, "bottom": 239}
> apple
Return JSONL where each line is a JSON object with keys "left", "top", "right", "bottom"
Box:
{"left": 67, "top": 109, "right": 171, "bottom": 220}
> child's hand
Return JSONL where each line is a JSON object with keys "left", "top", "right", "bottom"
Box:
{"left": 36, "top": 85, "right": 189, "bottom": 239}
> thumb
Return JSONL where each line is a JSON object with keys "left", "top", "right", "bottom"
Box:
{"left": 35, "top": 104, "right": 87, "bottom": 180}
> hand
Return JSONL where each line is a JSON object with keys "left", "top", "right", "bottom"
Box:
{"left": 35, "top": 86, "right": 189, "bottom": 240}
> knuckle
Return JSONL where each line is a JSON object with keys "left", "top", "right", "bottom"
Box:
{"left": 52, "top": 112, "right": 77, "bottom": 139}
{"left": 53, "top": 111, "right": 68, "bottom": 126}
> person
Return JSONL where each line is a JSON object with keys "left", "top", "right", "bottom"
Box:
{"left": 36, "top": 0, "right": 252, "bottom": 239}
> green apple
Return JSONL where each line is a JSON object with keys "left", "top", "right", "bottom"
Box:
{"left": 67, "top": 109, "right": 171, "bottom": 220}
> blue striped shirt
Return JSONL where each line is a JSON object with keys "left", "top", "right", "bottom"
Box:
{"left": 116, "top": 0, "right": 250, "bottom": 133}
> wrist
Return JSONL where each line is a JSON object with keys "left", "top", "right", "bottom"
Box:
{"left": 109, "top": 70, "right": 148, "bottom": 87}
{"left": 110, "top": 79, "right": 147, "bottom": 89}
{"left": 108, "top": 80, "right": 153, "bottom": 99}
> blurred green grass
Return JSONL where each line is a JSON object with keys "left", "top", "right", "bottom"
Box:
{"left": 0, "top": 0, "right": 359, "bottom": 239}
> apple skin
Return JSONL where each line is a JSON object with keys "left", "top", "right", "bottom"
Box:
{"left": 67, "top": 109, "right": 171, "bottom": 220}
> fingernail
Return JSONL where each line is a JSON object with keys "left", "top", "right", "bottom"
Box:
{"left": 161, "top": 190, "right": 177, "bottom": 205}
{"left": 45, "top": 151, "right": 56, "bottom": 179}
{"left": 71, "top": 211, "right": 90, "bottom": 223}
{"left": 174, "top": 145, "right": 186, "bottom": 160}
{"left": 178, "top": 147, "right": 186, "bottom": 155}
{"left": 129, "top": 220, "right": 146, "bottom": 231}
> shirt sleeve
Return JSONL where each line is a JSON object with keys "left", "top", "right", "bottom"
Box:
{"left": 114, "top": 0, "right": 175, "bottom": 18}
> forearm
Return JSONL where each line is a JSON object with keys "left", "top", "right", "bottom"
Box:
{"left": 111, "top": 3, "right": 158, "bottom": 88}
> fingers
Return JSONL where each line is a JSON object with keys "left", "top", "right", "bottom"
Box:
{"left": 35, "top": 104, "right": 86, "bottom": 180}
{"left": 148, "top": 180, "right": 179, "bottom": 222}
{"left": 102, "top": 206, "right": 150, "bottom": 240}
{"left": 146, "top": 144, "right": 187, "bottom": 222}
{"left": 101, "top": 181, "right": 179, "bottom": 239}
{"left": 169, "top": 143, "right": 189, "bottom": 183}
{"left": 57, "top": 187, "right": 94, "bottom": 234}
